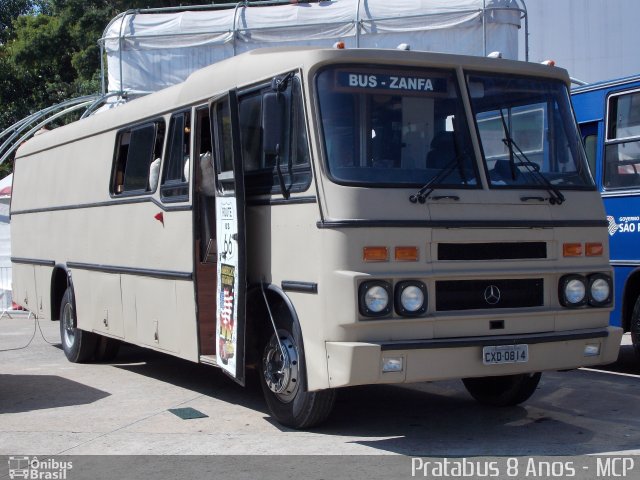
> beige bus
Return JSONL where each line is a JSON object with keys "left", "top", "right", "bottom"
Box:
{"left": 10, "top": 47, "right": 622, "bottom": 428}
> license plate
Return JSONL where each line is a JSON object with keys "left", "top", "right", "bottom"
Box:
{"left": 482, "top": 344, "right": 528, "bottom": 365}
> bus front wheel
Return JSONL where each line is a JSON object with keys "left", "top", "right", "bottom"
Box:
{"left": 462, "top": 372, "right": 541, "bottom": 407}
{"left": 630, "top": 296, "right": 640, "bottom": 360}
{"left": 259, "top": 314, "right": 335, "bottom": 429}
{"left": 59, "top": 286, "right": 97, "bottom": 363}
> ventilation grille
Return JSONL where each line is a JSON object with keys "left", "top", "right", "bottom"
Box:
{"left": 438, "top": 242, "right": 547, "bottom": 261}
{"left": 436, "top": 278, "right": 544, "bottom": 311}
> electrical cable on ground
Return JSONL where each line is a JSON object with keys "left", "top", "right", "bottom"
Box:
{"left": 0, "top": 311, "right": 59, "bottom": 351}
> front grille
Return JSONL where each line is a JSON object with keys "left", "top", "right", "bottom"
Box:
{"left": 436, "top": 278, "right": 544, "bottom": 311}
{"left": 438, "top": 242, "right": 547, "bottom": 261}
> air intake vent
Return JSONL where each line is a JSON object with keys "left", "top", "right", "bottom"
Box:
{"left": 436, "top": 278, "right": 544, "bottom": 311}
{"left": 438, "top": 242, "right": 547, "bottom": 261}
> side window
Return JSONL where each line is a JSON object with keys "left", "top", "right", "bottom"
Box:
{"left": 195, "top": 106, "right": 215, "bottom": 197}
{"left": 194, "top": 107, "right": 216, "bottom": 263}
{"left": 112, "top": 121, "right": 165, "bottom": 195}
{"left": 605, "top": 91, "right": 640, "bottom": 189}
{"left": 607, "top": 90, "right": 640, "bottom": 140}
{"left": 239, "top": 76, "right": 312, "bottom": 195}
{"left": 292, "top": 79, "right": 311, "bottom": 170}
{"left": 212, "top": 99, "right": 234, "bottom": 193}
{"left": 160, "top": 111, "right": 191, "bottom": 200}
{"left": 604, "top": 92, "right": 640, "bottom": 189}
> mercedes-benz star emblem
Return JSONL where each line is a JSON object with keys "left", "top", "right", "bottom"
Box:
{"left": 484, "top": 285, "right": 501, "bottom": 305}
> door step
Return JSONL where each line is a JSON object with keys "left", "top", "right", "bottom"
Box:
{"left": 199, "top": 354, "right": 218, "bottom": 366}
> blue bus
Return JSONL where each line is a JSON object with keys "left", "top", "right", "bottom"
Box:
{"left": 572, "top": 75, "right": 640, "bottom": 359}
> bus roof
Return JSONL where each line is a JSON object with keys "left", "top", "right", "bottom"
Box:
{"left": 571, "top": 74, "right": 640, "bottom": 95}
{"left": 16, "top": 47, "right": 571, "bottom": 159}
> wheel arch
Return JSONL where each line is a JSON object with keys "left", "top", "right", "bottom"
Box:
{"left": 247, "top": 281, "right": 300, "bottom": 326}
{"left": 246, "top": 282, "right": 302, "bottom": 364}
{"left": 50, "top": 264, "right": 70, "bottom": 321}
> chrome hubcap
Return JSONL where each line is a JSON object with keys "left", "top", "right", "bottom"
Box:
{"left": 62, "top": 302, "right": 76, "bottom": 349}
{"left": 263, "top": 330, "right": 299, "bottom": 403}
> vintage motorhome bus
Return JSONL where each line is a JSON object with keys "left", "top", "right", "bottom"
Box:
{"left": 11, "top": 47, "right": 622, "bottom": 428}
{"left": 572, "top": 75, "right": 640, "bottom": 360}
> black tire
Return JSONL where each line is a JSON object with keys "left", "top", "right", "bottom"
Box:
{"left": 259, "top": 304, "right": 336, "bottom": 429}
{"left": 94, "top": 336, "right": 121, "bottom": 362}
{"left": 59, "top": 286, "right": 97, "bottom": 363}
{"left": 630, "top": 296, "right": 640, "bottom": 360}
{"left": 462, "top": 372, "right": 542, "bottom": 407}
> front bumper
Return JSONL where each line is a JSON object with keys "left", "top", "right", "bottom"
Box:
{"left": 325, "top": 327, "right": 623, "bottom": 388}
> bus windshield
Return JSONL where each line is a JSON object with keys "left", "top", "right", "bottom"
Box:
{"left": 468, "top": 73, "right": 594, "bottom": 189}
{"left": 317, "top": 66, "right": 478, "bottom": 187}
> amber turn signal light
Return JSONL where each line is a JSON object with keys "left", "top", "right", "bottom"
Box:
{"left": 395, "top": 246, "right": 419, "bottom": 262}
{"left": 563, "top": 243, "right": 583, "bottom": 257}
{"left": 585, "top": 242, "right": 604, "bottom": 256}
{"left": 363, "top": 246, "right": 388, "bottom": 262}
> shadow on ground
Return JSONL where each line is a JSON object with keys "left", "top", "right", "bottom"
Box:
{"left": 597, "top": 344, "right": 639, "bottom": 374}
{"left": 112, "top": 344, "right": 267, "bottom": 415}
{"left": 0, "top": 374, "right": 111, "bottom": 414}
{"left": 102, "top": 343, "right": 639, "bottom": 456}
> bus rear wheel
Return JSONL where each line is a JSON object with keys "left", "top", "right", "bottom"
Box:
{"left": 259, "top": 318, "right": 335, "bottom": 429}
{"left": 462, "top": 372, "right": 541, "bottom": 407}
{"left": 630, "top": 296, "right": 640, "bottom": 360}
{"left": 59, "top": 286, "right": 97, "bottom": 363}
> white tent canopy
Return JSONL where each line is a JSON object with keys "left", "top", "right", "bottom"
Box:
{"left": 0, "top": 174, "right": 12, "bottom": 308}
{"left": 102, "top": 0, "right": 526, "bottom": 94}
{"left": 0, "top": 173, "right": 12, "bottom": 270}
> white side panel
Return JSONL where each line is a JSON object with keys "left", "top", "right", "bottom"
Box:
{"left": 71, "top": 269, "right": 93, "bottom": 332}
{"left": 120, "top": 275, "right": 198, "bottom": 361}
{"left": 90, "top": 272, "right": 124, "bottom": 339}
{"left": 134, "top": 277, "right": 175, "bottom": 351}
{"left": 34, "top": 266, "right": 53, "bottom": 320}
{"left": 11, "top": 264, "right": 35, "bottom": 312}
{"left": 175, "top": 280, "right": 199, "bottom": 362}
{"left": 10, "top": 112, "right": 197, "bottom": 359}
{"left": 120, "top": 274, "right": 138, "bottom": 341}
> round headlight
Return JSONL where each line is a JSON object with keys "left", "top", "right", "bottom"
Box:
{"left": 590, "top": 278, "right": 610, "bottom": 303}
{"left": 395, "top": 281, "right": 427, "bottom": 316}
{"left": 564, "top": 278, "right": 586, "bottom": 304}
{"left": 589, "top": 275, "right": 611, "bottom": 305}
{"left": 400, "top": 285, "right": 425, "bottom": 312}
{"left": 364, "top": 285, "right": 390, "bottom": 313}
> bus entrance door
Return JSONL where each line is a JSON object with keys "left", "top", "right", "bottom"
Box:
{"left": 210, "top": 92, "right": 246, "bottom": 385}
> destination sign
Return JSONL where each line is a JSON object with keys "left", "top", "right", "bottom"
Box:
{"left": 336, "top": 72, "right": 448, "bottom": 93}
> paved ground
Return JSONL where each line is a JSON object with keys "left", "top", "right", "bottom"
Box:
{"left": 1, "top": 313, "right": 639, "bottom": 456}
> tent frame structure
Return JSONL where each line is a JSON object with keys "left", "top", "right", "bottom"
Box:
{"left": 99, "top": 0, "right": 529, "bottom": 96}
{"left": 0, "top": 0, "right": 530, "bottom": 168}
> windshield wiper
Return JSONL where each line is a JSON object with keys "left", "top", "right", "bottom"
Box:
{"left": 409, "top": 157, "right": 464, "bottom": 204}
{"left": 499, "top": 112, "right": 565, "bottom": 205}
{"left": 499, "top": 109, "right": 518, "bottom": 181}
